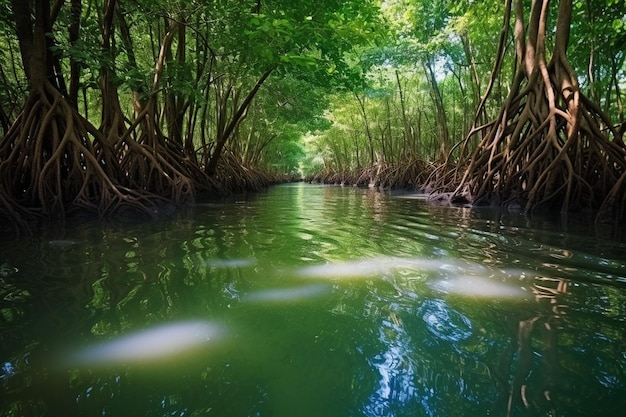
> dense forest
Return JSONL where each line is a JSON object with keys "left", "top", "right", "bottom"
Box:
{"left": 0, "top": 0, "right": 625, "bottom": 231}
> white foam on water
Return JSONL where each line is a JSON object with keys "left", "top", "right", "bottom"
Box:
{"left": 429, "top": 275, "right": 527, "bottom": 298}
{"left": 243, "top": 283, "right": 330, "bottom": 304}
{"left": 62, "top": 321, "right": 224, "bottom": 367}
{"left": 205, "top": 258, "right": 256, "bottom": 268}
{"left": 293, "top": 256, "right": 529, "bottom": 299}
{"left": 294, "top": 256, "right": 488, "bottom": 279}
{"left": 295, "top": 258, "right": 390, "bottom": 278}
{"left": 48, "top": 239, "right": 80, "bottom": 247}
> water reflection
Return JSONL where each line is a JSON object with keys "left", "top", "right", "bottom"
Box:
{"left": 0, "top": 184, "right": 625, "bottom": 417}
{"left": 360, "top": 296, "right": 485, "bottom": 416}
{"left": 243, "top": 283, "right": 330, "bottom": 304}
{"left": 0, "top": 261, "right": 18, "bottom": 277}
{"left": 61, "top": 321, "right": 224, "bottom": 367}
{"left": 295, "top": 256, "right": 530, "bottom": 299}
{"left": 364, "top": 310, "right": 419, "bottom": 416}
{"left": 419, "top": 299, "right": 473, "bottom": 342}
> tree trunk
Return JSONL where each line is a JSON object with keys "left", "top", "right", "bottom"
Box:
{"left": 423, "top": 57, "right": 450, "bottom": 162}
{"left": 354, "top": 92, "right": 376, "bottom": 166}
{"left": 164, "top": 15, "right": 188, "bottom": 147}
{"left": 206, "top": 67, "right": 274, "bottom": 176}
{"left": 10, "top": 0, "right": 33, "bottom": 82}
{"left": 68, "top": 0, "right": 82, "bottom": 108}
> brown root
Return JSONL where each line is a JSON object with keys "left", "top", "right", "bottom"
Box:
{"left": 597, "top": 169, "right": 626, "bottom": 223}
{"left": 451, "top": 64, "right": 625, "bottom": 216}
{"left": 376, "top": 158, "right": 433, "bottom": 190}
{"left": 307, "top": 158, "right": 433, "bottom": 191}
{"left": 213, "top": 149, "right": 277, "bottom": 193}
{"left": 443, "top": 0, "right": 626, "bottom": 221}
{"left": 448, "top": 31, "right": 626, "bottom": 218}
{"left": 0, "top": 81, "right": 176, "bottom": 223}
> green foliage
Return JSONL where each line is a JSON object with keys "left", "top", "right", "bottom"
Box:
{"left": 569, "top": 0, "right": 626, "bottom": 119}
{"left": 0, "top": 1, "right": 28, "bottom": 130}
{"left": 1, "top": 0, "right": 624, "bottom": 182}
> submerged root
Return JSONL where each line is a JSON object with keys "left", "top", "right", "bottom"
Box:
{"left": 597, "top": 169, "right": 626, "bottom": 223}
{"left": 0, "top": 193, "right": 38, "bottom": 234}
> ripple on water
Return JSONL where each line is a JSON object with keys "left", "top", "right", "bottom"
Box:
{"left": 0, "top": 262, "right": 19, "bottom": 277}
{"left": 418, "top": 299, "right": 473, "bottom": 343}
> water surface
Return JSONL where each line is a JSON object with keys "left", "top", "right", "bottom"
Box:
{"left": 1, "top": 184, "right": 625, "bottom": 416}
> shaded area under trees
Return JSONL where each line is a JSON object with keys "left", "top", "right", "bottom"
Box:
{"left": 1, "top": 0, "right": 625, "bottom": 230}
{"left": 0, "top": 0, "right": 380, "bottom": 232}
{"left": 444, "top": 0, "right": 626, "bottom": 222}
{"left": 306, "top": 0, "right": 625, "bottom": 223}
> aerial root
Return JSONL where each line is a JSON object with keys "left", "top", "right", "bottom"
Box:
{"left": 443, "top": 58, "right": 626, "bottom": 219}
{"left": 0, "top": 81, "right": 185, "bottom": 225}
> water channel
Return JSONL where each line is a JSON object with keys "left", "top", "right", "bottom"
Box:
{"left": 1, "top": 183, "right": 625, "bottom": 416}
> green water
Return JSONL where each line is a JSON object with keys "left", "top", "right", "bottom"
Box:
{"left": 1, "top": 183, "right": 625, "bottom": 417}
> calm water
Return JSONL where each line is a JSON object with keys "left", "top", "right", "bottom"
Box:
{"left": 1, "top": 184, "right": 625, "bottom": 417}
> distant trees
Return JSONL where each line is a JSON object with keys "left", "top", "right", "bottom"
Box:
{"left": 305, "top": 0, "right": 511, "bottom": 183}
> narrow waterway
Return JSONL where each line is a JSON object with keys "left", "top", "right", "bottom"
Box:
{"left": 1, "top": 183, "right": 625, "bottom": 417}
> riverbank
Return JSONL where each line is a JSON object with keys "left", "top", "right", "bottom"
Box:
{"left": 0, "top": 154, "right": 296, "bottom": 234}
{"left": 305, "top": 159, "right": 625, "bottom": 225}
